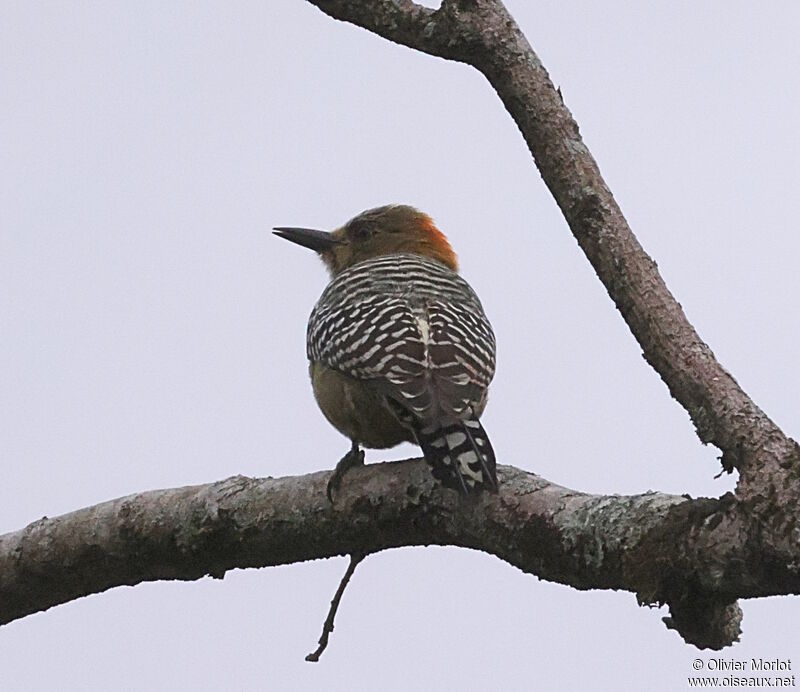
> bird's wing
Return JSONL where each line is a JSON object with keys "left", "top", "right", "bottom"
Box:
{"left": 307, "top": 254, "right": 495, "bottom": 421}
{"left": 308, "top": 293, "right": 494, "bottom": 422}
{"left": 307, "top": 292, "right": 426, "bottom": 381}
{"left": 426, "top": 297, "right": 495, "bottom": 419}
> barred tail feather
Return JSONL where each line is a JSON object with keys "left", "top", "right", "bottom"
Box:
{"left": 415, "top": 418, "right": 498, "bottom": 494}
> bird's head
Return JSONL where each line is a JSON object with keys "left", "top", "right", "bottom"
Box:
{"left": 274, "top": 204, "right": 458, "bottom": 275}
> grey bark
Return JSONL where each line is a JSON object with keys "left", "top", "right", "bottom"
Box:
{"left": 2, "top": 0, "right": 798, "bottom": 652}
{"left": 5, "top": 460, "right": 794, "bottom": 649}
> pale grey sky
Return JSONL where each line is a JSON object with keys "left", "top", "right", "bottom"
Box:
{"left": 2, "top": 2, "right": 798, "bottom": 690}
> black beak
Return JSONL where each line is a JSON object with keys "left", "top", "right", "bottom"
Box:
{"left": 273, "top": 227, "right": 340, "bottom": 253}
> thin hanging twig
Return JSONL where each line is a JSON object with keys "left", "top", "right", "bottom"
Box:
{"left": 305, "top": 552, "right": 366, "bottom": 662}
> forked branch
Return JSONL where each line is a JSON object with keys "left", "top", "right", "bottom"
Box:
{"left": 2, "top": 0, "right": 797, "bottom": 656}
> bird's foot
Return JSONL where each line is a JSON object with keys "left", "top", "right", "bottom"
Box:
{"left": 327, "top": 443, "right": 365, "bottom": 502}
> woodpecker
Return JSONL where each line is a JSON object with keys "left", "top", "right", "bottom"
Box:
{"left": 274, "top": 205, "right": 497, "bottom": 498}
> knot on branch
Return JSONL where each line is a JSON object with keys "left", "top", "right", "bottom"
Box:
{"left": 425, "top": 1, "right": 490, "bottom": 62}
{"left": 569, "top": 189, "right": 611, "bottom": 247}
{"left": 663, "top": 596, "right": 742, "bottom": 650}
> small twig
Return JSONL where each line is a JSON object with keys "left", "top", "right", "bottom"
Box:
{"left": 305, "top": 553, "right": 365, "bottom": 662}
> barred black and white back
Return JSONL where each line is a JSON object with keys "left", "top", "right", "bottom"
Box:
{"left": 307, "top": 253, "right": 498, "bottom": 493}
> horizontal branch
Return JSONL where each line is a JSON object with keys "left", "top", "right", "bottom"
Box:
{"left": 3, "top": 460, "right": 798, "bottom": 648}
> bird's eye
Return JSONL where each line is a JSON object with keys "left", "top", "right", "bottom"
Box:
{"left": 350, "top": 223, "right": 373, "bottom": 240}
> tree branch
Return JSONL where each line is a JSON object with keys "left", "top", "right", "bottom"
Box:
{"left": 2, "top": 460, "right": 798, "bottom": 648}
{"left": 304, "top": 0, "right": 800, "bottom": 496}
{"left": 305, "top": 552, "right": 365, "bottom": 661}
{"left": 302, "top": 3, "right": 800, "bottom": 637}
{"left": 5, "top": 0, "right": 797, "bottom": 657}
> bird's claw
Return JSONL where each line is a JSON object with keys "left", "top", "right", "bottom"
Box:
{"left": 327, "top": 445, "right": 365, "bottom": 502}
